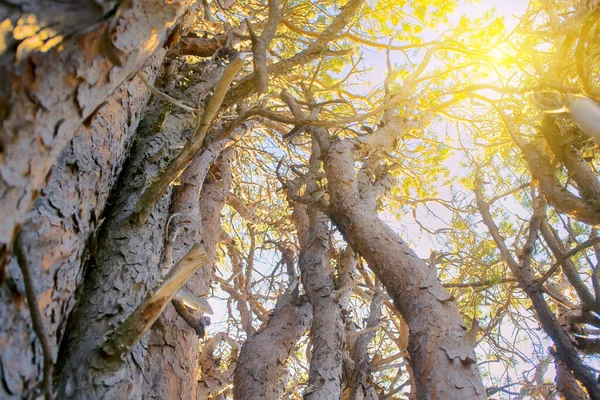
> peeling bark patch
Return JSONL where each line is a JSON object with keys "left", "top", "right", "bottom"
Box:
{"left": 440, "top": 339, "right": 477, "bottom": 365}
{"left": 0, "top": 0, "right": 193, "bottom": 268}
{"left": 0, "top": 54, "right": 166, "bottom": 399}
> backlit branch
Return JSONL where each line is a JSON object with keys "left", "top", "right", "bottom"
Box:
{"left": 247, "top": 0, "right": 280, "bottom": 93}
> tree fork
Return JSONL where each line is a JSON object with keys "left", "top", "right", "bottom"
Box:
{"left": 323, "top": 140, "right": 486, "bottom": 399}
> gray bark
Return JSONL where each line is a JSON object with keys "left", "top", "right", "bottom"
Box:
{"left": 323, "top": 140, "right": 485, "bottom": 399}
{"left": 233, "top": 300, "right": 313, "bottom": 400}
{"left": 350, "top": 288, "right": 382, "bottom": 400}
{"left": 284, "top": 94, "right": 345, "bottom": 399}
{"left": 54, "top": 64, "right": 208, "bottom": 398}
{"left": 295, "top": 202, "right": 345, "bottom": 400}
{"left": 0, "top": 0, "right": 194, "bottom": 268}
{"left": 142, "top": 147, "right": 234, "bottom": 399}
{"left": 0, "top": 53, "right": 165, "bottom": 399}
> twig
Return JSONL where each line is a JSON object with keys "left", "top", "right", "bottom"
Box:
{"left": 444, "top": 278, "right": 517, "bottom": 289}
{"left": 137, "top": 72, "right": 201, "bottom": 113}
{"left": 537, "top": 236, "right": 600, "bottom": 286}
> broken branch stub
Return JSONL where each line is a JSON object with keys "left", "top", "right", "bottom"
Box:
{"left": 99, "top": 244, "right": 210, "bottom": 360}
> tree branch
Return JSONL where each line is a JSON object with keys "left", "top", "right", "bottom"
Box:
{"left": 131, "top": 57, "right": 245, "bottom": 224}
{"left": 575, "top": 8, "right": 600, "bottom": 99}
{"left": 539, "top": 224, "right": 598, "bottom": 311}
{"left": 99, "top": 244, "right": 209, "bottom": 360}
{"left": 248, "top": 0, "right": 280, "bottom": 93}
{"left": 222, "top": 0, "right": 365, "bottom": 107}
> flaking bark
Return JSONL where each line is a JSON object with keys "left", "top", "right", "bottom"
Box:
{"left": 350, "top": 288, "right": 382, "bottom": 400}
{"left": 291, "top": 133, "right": 344, "bottom": 400}
{"left": 233, "top": 300, "right": 313, "bottom": 400}
{"left": 323, "top": 140, "right": 485, "bottom": 399}
{"left": 0, "top": 0, "right": 194, "bottom": 268}
{"left": 0, "top": 53, "right": 165, "bottom": 399}
{"left": 54, "top": 64, "right": 211, "bottom": 398}
{"left": 143, "top": 147, "right": 234, "bottom": 400}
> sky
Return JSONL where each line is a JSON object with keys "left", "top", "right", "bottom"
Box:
{"left": 354, "top": 0, "right": 529, "bottom": 94}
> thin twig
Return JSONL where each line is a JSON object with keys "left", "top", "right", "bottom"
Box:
{"left": 137, "top": 72, "right": 201, "bottom": 113}
{"left": 537, "top": 236, "right": 600, "bottom": 286}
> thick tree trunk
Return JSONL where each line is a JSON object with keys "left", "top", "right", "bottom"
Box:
{"left": 323, "top": 141, "right": 485, "bottom": 400}
{"left": 555, "top": 357, "right": 588, "bottom": 400}
{"left": 233, "top": 300, "right": 313, "bottom": 400}
{"left": 0, "top": 53, "right": 165, "bottom": 399}
{"left": 54, "top": 70, "right": 205, "bottom": 397}
{"left": 0, "top": 0, "right": 194, "bottom": 267}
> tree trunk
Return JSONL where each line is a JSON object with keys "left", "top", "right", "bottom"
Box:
{"left": 323, "top": 140, "right": 485, "bottom": 400}
{"left": 142, "top": 147, "right": 234, "bottom": 399}
{"left": 0, "top": 0, "right": 194, "bottom": 268}
{"left": 54, "top": 69, "right": 204, "bottom": 398}
{"left": 294, "top": 202, "right": 345, "bottom": 399}
{"left": 293, "top": 139, "right": 344, "bottom": 399}
{"left": 0, "top": 52, "right": 165, "bottom": 399}
{"left": 233, "top": 300, "right": 313, "bottom": 400}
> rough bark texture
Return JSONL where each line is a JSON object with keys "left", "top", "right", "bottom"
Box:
{"left": 350, "top": 289, "right": 382, "bottom": 400}
{"left": 0, "top": 53, "right": 165, "bottom": 399}
{"left": 233, "top": 300, "right": 313, "bottom": 400}
{"left": 99, "top": 244, "right": 211, "bottom": 359}
{"left": 295, "top": 202, "right": 345, "bottom": 399}
{"left": 0, "top": 1, "right": 115, "bottom": 65}
{"left": 0, "top": 0, "right": 193, "bottom": 267}
{"left": 54, "top": 75, "right": 202, "bottom": 398}
{"left": 324, "top": 140, "right": 485, "bottom": 400}
{"left": 143, "top": 147, "right": 234, "bottom": 400}
{"left": 555, "top": 357, "right": 588, "bottom": 400}
{"left": 291, "top": 137, "right": 344, "bottom": 399}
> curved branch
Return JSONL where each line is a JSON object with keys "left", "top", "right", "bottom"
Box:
{"left": 248, "top": 0, "right": 280, "bottom": 93}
